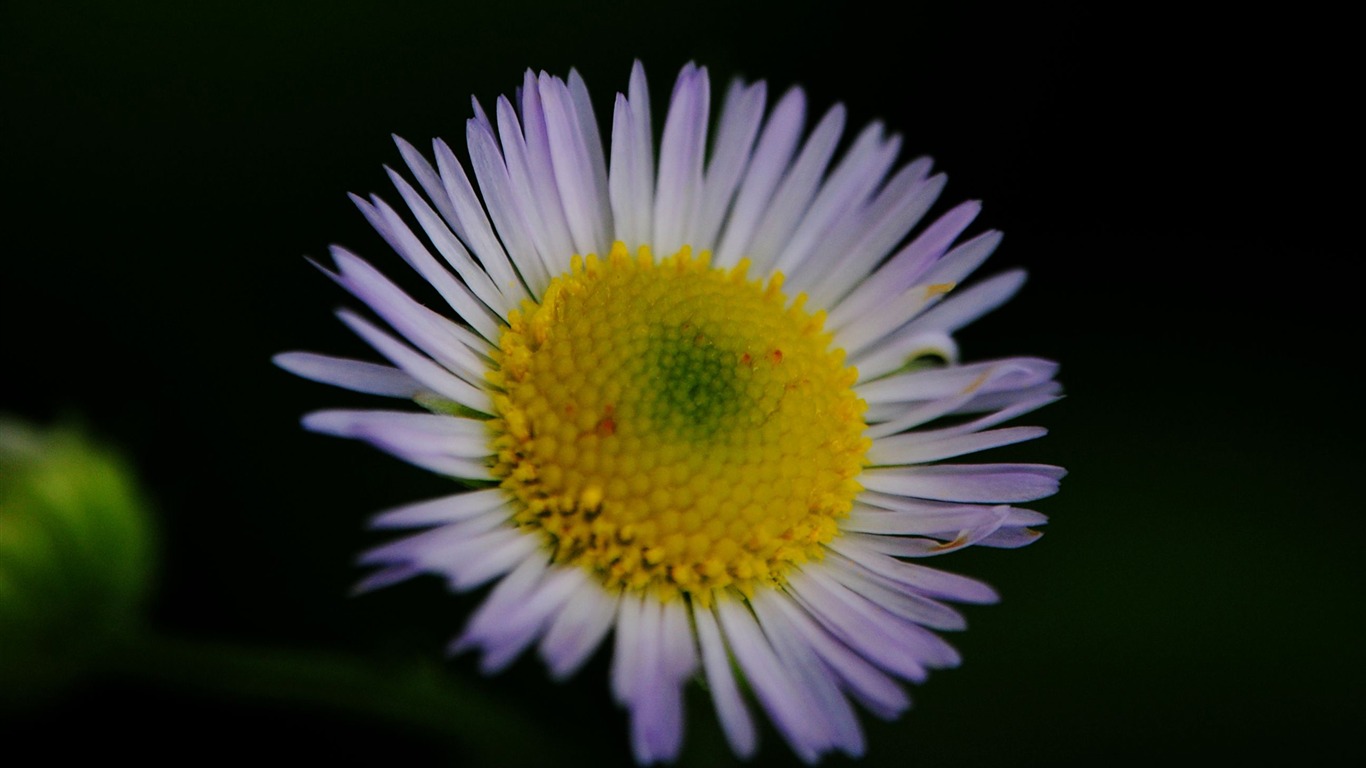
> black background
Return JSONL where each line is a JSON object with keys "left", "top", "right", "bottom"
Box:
{"left": 2, "top": 2, "right": 1359, "bottom": 766}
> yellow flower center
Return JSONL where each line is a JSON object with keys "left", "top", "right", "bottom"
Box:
{"left": 487, "top": 243, "right": 869, "bottom": 604}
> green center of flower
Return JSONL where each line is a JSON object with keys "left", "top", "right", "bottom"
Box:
{"left": 487, "top": 243, "right": 869, "bottom": 604}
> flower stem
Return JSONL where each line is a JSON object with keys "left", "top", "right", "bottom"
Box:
{"left": 108, "top": 631, "right": 558, "bottom": 762}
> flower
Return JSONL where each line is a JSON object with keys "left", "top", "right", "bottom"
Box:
{"left": 276, "top": 61, "right": 1062, "bottom": 763}
{"left": 0, "top": 417, "right": 155, "bottom": 699}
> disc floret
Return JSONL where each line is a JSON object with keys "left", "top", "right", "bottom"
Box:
{"left": 488, "top": 243, "right": 869, "bottom": 604}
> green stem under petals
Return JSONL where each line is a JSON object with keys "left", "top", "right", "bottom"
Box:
{"left": 108, "top": 632, "right": 560, "bottom": 763}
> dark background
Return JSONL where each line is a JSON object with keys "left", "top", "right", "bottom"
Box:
{"left": 2, "top": 2, "right": 1359, "bottom": 765}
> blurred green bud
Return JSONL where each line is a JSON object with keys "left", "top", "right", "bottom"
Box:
{"left": 0, "top": 417, "right": 155, "bottom": 701}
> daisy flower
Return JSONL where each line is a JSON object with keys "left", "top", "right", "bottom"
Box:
{"left": 276, "top": 61, "right": 1062, "bottom": 763}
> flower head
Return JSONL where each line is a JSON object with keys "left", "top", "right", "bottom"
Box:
{"left": 0, "top": 417, "right": 155, "bottom": 699}
{"left": 277, "top": 62, "right": 1062, "bottom": 763}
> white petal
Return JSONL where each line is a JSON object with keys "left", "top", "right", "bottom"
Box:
{"left": 350, "top": 564, "right": 422, "bottom": 594}
{"left": 773, "top": 120, "right": 899, "bottom": 278}
{"left": 448, "top": 530, "right": 541, "bottom": 590}
{"left": 861, "top": 357, "right": 1052, "bottom": 437}
{"left": 495, "top": 93, "right": 574, "bottom": 282}
{"left": 394, "top": 132, "right": 525, "bottom": 300}
{"left": 393, "top": 131, "right": 513, "bottom": 299}
{"left": 430, "top": 138, "right": 530, "bottom": 304}
{"left": 539, "top": 72, "right": 611, "bottom": 255}
{"left": 336, "top": 310, "right": 492, "bottom": 415}
{"left": 273, "top": 352, "right": 422, "bottom": 398}
{"left": 935, "top": 393, "right": 1061, "bottom": 436}
{"left": 846, "top": 270, "right": 1027, "bottom": 385}
{"left": 826, "top": 202, "right": 985, "bottom": 329}
{"left": 302, "top": 408, "right": 491, "bottom": 479}
{"left": 457, "top": 557, "right": 582, "bottom": 673}
{"left": 567, "top": 69, "right": 613, "bottom": 243}
{"left": 661, "top": 598, "right": 699, "bottom": 679}
{"left": 325, "top": 246, "right": 491, "bottom": 387}
{"left": 801, "top": 567, "right": 961, "bottom": 669}
{"left": 744, "top": 102, "right": 846, "bottom": 276}
{"left": 861, "top": 463, "right": 1065, "bottom": 504}
{"left": 917, "top": 228, "right": 1005, "bottom": 288}
{"left": 693, "top": 604, "right": 757, "bottom": 758}
{"left": 360, "top": 511, "right": 510, "bottom": 567}
{"left": 836, "top": 281, "right": 954, "bottom": 359}
{"left": 451, "top": 553, "right": 545, "bottom": 653}
{"left": 629, "top": 599, "right": 686, "bottom": 764}
{"left": 484, "top": 565, "right": 590, "bottom": 672}
{"left": 948, "top": 380, "right": 1063, "bottom": 417}
{"left": 539, "top": 582, "right": 619, "bottom": 680}
{"left": 352, "top": 195, "right": 503, "bottom": 342}
{"left": 863, "top": 385, "right": 977, "bottom": 440}
{"left": 853, "top": 330, "right": 961, "bottom": 386}
{"left": 629, "top": 600, "right": 694, "bottom": 763}
{"left": 611, "top": 592, "right": 645, "bottom": 704}
{"left": 976, "top": 527, "right": 1046, "bottom": 548}
{"left": 362, "top": 523, "right": 530, "bottom": 591}
{"left": 692, "top": 78, "right": 767, "bottom": 251}
{"left": 609, "top": 94, "right": 645, "bottom": 249}
{"left": 393, "top": 134, "right": 460, "bottom": 231}
{"left": 857, "top": 356, "right": 1058, "bottom": 407}
{"left": 843, "top": 508, "right": 1010, "bottom": 558}
{"left": 653, "top": 63, "right": 709, "bottom": 256}
{"left": 465, "top": 118, "right": 552, "bottom": 294}
{"left": 608, "top": 61, "right": 654, "bottom": 251}
{"left": 761, "top": 582, "right": 911, "bottom": 719}
{"left": 468, "top": 95, "right": 493, "bottom": 134}
{"left": 370, "top": 487, "right": 509, "bottom": 529}
{"left": 786, "top": 569, "right": 930, "bottom": 682}
{"left": 712, "top": 86, "right": 806, "bottom": 268}
{"left": 385, "top": 166, "right": 513, "bottom": 316}
{"left": 844, "top": 498, "right": 1002, "bottom": 537}
{"left": 804, "top": 161, "right": 944, "bottom": 309}
{"left": 514, "top": 73, "right": 583, "bottom": 262}
{"left": 899, "top": 268, "right": 1027, "bottom": 337}
{"left": 715, "top": 598, "right": 823, "bottom": 764}
{"left": 302, "top": 409, "right": 487, "bottom": 454}
{"left": 822, "top": 554, "right": 967, "bottom": 631}
{"left": 868, "top": 425, "right": 1048, "bottom": 465}
{"left": 825, "top": 540, "right": 999, "bottom": 604}
{"left": 1007, "top": 507, "right": 1049, "bottom": 527}
{"left": 751, "top": 591, "right": 865, "bottom": 757}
